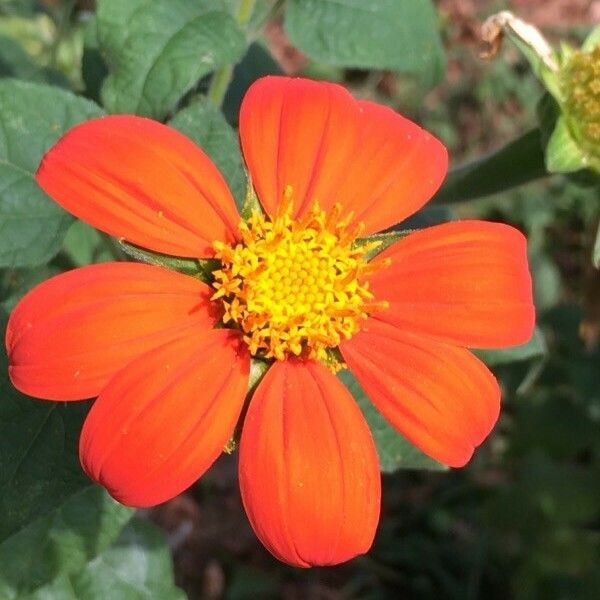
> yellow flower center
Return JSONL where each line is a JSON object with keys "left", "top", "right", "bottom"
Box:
{"left": 211, "top": 187, "right": 389, "bottom": 362}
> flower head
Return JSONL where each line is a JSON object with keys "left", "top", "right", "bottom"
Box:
{"left": 562, "top": 44, "right": 600, "bottom": 157}
{"left": 5, "top": 76, "right": 535, "bottom": 567}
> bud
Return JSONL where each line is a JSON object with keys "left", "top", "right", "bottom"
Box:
{"left": 482, "top": 14, "right": 599, "bottom": 175}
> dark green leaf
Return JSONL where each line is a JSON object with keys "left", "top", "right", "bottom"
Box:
{"left": 0, "top": 79, "right": 104, "bottom": 268}
{"left": 0, "top": 345, "right": 92, "bottom": 546}
{"left": 0, "top": 487, "right": 133, "bottom": 598}
{"left": 1, "top": 266, "right": 59, "bottom": 312}
{"left": 28, "top": 519, "right": 185, "bottom": 600}
{"left": 339, "top": 370, "right": 446, "bottom": 472}
{"left": 1, "top": 276, "right": 96, "bottom": 546}
{"left": 170, "top": 95, "right": 246, "bottom": 206}
{"left": 97, "top": 0, "right": 246, "bottom": 119}
{"left": 285, "top": 0, "right": 445, "bottom": 85}
{"left": 433, "top": 128, "right": 549, "bottom": 204}
{"left": 474, "top": 327, "right": 547, "bottom": 366}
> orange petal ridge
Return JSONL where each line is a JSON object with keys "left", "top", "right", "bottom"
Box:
{"left": 36, "top": 115, "right": 240, "bottom": 257}
{"left": 6, "top": 262, "right": 218, "bottom": 400}
{"left": 239, "top": 359, "right": 381, "bottom": 567}
{"left": 80, "top": 329, "right": 250, "bottom": 507}
{"left": 341, "top": 319, "right": 501, "bottom": 467}
{"left": 368, "top": 220, "right": 535, "bottom": 348}
{"left": 239, "top": 76, "right": 447, "bottom": 235}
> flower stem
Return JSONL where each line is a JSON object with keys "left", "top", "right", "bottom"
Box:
{"left": 207, "top": 0, "right": 257, "bottom": 107}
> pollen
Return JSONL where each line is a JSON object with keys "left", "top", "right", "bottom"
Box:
{"left": 211, "top": 187, "right": 389, "bottom": 362}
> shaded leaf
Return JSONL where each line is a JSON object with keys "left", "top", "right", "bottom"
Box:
{"left": 339, "top": 370, "right": 446, "bottom": 472}
{"left": 27, "top": 518, "right": 184, "bottom": 600}
{"left": 97, "top": 0, "right": 246, "bottom": 119}
{"left": 1, "top": 266, "right": 59, "bottom": 312}
{"left": 285, "top": 0, "right": 445, "bottom": 85}
{"left": 0, "top": 487, "right": 133, "bottom": 598}
{"left": 0, "top": 79, "right": 104, "bottom": 268}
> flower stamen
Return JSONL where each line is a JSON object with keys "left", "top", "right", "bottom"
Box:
{"left": 211, "top": 190, "right": 389, "bottom": 361}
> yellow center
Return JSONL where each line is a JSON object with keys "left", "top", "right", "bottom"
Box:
{"left": 211, "top": 187, "right": 388, "bottom": 362}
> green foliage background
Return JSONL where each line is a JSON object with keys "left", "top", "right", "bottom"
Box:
{"left": 0, "top": 1, "right": 598, "bottom": 598}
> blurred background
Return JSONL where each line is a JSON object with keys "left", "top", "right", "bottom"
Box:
{"left": 0, "top": 1, "right": 598, "bottom": 599}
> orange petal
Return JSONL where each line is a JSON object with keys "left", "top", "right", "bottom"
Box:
{"left": 80, "top": 330, "right": 249, "bottom": 507}
{"left": 6, "top": 262, "right": 218, "bottom": 400}
{"left": 239, "top": 359, "right": 380, "bottom": 567}
{"left": 239, "top": 76, "right": 447, "bottom": 233}
{"left": 369, "top": 220, "right": 535, "bottom": 347}
{"left": 36, "top": 115, "right": 240, "bottom": 257}
{"left": 341, "top": 101, "right": 448, "bottom": 234}
{"left": 340, "top": 319, "right": 500, "bottom": 467}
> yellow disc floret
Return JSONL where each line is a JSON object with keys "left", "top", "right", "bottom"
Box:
{"left": 211, "top": 187, "right": 388, "bottom": 361}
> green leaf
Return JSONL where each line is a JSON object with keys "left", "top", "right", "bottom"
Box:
{"left": 474, "top": 327, "right": 547, "bottom": 366}
{"left": 0, "top": 34, "right": 50, "bottom": 82}
{"left": 62, "top": 221, "right": 114, "bottom": 267}
{"left": 97, "top": 0, "right": 246, "bottom": 119}
{"left": 433, "top": 129, "right": 548, "bottom": 204}
{"left": 170, "top": 95, "right": 246, "bottom": 206}
{"left": 339, "top": 370, "right": 446, "bottom": 472}
{"left": 285, "top": 0, "right": 445, "bottom": 85}
{"left": 0, "top": 487, "right": 133, "bottom": 598}
{"left": 0, "top": 79, "right": 104, "bottom": 268}
{"left": 27, "top": 518, "right": 185, "bottom": 600}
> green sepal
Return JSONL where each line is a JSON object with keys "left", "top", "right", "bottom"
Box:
{"left": 239, "top": 179, "right": 263, "bottom": 220}
{"left": 354, "top": 230, "right": 413, "bottom": 261}
{"left": 117, "top": 239, "right": 219, "bottom": 283}
{"left": 511, "top": 34, "right": 562, "bottom": 102}
{"left": 224, "top": 357, "right": 271, "bottom": 454}
{"left": 546, "top": 115, "right": 594, "bottom": 174}
{"left": 537, "top": 93, "right": 600, "bottom": 176}
{"left": 582, "top": 25, "right": 600, "bottom": 52}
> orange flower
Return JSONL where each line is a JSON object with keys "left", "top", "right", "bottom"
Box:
{"left": 5, "top": 77, "right": 534, "bottom": 567}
